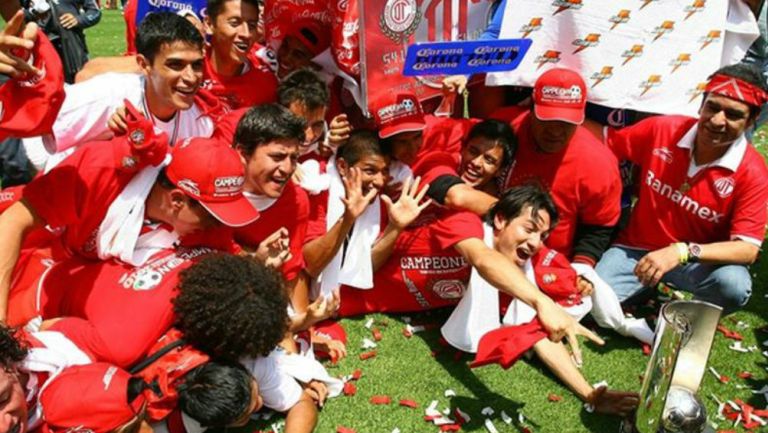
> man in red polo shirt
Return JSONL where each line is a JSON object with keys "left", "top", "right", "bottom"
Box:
{"left": 595, "top": 63, "right": 768, "bottom": 313}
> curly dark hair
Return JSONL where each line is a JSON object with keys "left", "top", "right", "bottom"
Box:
{"left": 173, "top": 254, "right": 289, "bottom": 360}
{"left": 0, "top": 324, "right": 28, "bottom": 368}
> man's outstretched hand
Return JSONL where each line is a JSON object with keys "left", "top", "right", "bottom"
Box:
{"left": 0, "top": 11, "right": 39, "bottom": 78}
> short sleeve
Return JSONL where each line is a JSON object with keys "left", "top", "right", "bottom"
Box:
{"left": 431, "top": 210, "right": 483, "bottom": 250}
{"left": 577, "top": 149, "right": 621, "bottom": 226}
{"left": 604, "top": 117, "right": 658, "bottom": 164}
{"left": 242, "top": 354, "right": 303, "bottom": 413}
{"left": 730, "top": 156, "right": 768, "bottom": 246}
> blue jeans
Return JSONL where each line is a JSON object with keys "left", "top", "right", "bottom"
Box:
{"left": 596, "top": 246, "right": 752, "bottom": 314}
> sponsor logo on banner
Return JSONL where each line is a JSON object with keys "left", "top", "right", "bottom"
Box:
{"left": 699, "top": 30, "right": 721, "bottom": 50}
{"left": 551, "top": 0, "right": 582, "bottom": 16}
{"left": 670, "top": 53, "right": 691, "bottom": 73}
{"left": 684, "top": 0, "right": 706, "bottom": 20}
{"left": 652, "top": 147, "right": 674, "bottom": 163}
{"left": 520, "top": 17, "right": 543, "bottom": 38}
{"left": 639, "top": 75, "right": 662, "bottom": 96}
{"left": 403, "top": 39, "right": 531, "bottom": 76}
{"left": 687, "top": 82, "right": 707, "bottom": 102}
{"left": 652, "top": 21, "right": 675, "bottom": 42}
{"left": 380, "top": 0, "right": 421, "bottom": 42}
{"left": 714, "top": 177, "right": 734, "bottom": 198}
{"left": 572, "top": 33, "right": 600, "bottom": 54}
{"left": 609, "top": 10, "right": 630, "bottom": 30}
{"left": 591, "top": 66, "right": 613, "bottom": 88}
{"left": 535, "top": 50, "right": 561, "bottom": 69}
{"left": 640, "top": 0, "right": 659, "bottom": 9}
{"left": 621, "top": 44, "right": 643, "bottom": 65}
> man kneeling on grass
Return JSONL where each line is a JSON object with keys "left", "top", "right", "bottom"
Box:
{"left": 442, "top": 185, "right": 639, "bottom": 416}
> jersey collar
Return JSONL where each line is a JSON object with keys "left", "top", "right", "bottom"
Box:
{"left": 675, "top": 123, "right": 747, "bottom": 174}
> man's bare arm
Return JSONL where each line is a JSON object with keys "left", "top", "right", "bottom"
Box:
{"left": 0, "top": 199, "right": 42, "bottom": 322}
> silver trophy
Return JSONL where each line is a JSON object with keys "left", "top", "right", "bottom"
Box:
{"left": 624, "top": 300, "right": 722, "bottom": 433}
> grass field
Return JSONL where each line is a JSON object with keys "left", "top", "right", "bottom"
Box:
{"left": 86, "top": 12, "right": 768, "bottom": 432}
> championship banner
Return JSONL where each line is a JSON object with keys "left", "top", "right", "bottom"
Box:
{"left": 359, "top": 0, "right": 495, "bottom": 115}
{"left": 485, "top": 0, "right": 759, "bottom": 116}
{"left": 403, "top": 39, "right": 532, "bottom": 76}
{"left": 134, "top": 0, "right": 207, "bottom": 28}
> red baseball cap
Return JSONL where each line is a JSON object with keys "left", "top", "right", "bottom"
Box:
{"left": 287, "top": 19, "right": 331, "bottom": 57}
{"left": 533, "top": 68, "right": 587, "bottom": 125}
{"left": 40, "top": 363, "right": 146, "bottom": 433}
{"left": 166, "top": 137, "right": 259, "bottom": 227}
{"left": 374, "top": 94, "right": 426, "bottom": 139}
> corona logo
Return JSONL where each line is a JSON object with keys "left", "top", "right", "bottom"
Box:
{"left": 640, "top": 0, "right": 658, "bottom": 9}
{"left": 652, "top": 21, "right": 675, "bottom": 42}
{"left": 535, "top": 50, "right": 562, "bottom": 69}
{"left": 684, "top": 0, "right": 705, "bottom": 20}
{"left": 639, "top": 75, "right": 662, "bottom": 96}
{"left": 621, "top": 44, "right": 644, "bottom": 65}
{"left": 572, "top": 33, "right": 600, "bottom": 54}
{"left": 687, "top": 82, "right": 707, "bottom": 102}
{"left": 519, "top": 17, "right": 543, "bottom": 38}
{"left": 670, "top": 53, "right": 691, "bottom": 73}
{"left": 609, "top": 10, "right": 630, "bottom": 30}
{"left": 590, "top": 66, "right": 613, "bottom": 88}
{"left": 699, "top": 30, "right": 721, "bottom": 50}
{"left": 552, "top": 0, "right": 582, "bottom": 16}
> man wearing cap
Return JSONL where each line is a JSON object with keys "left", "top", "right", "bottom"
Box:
{"left": 595, "top": 63, "right": 768, "bottom": 313}
{"left": 275, "top": 18, "right": 330, "bottom": 79}
{"left": 0, "top": 108, "right": 257, "bottom": 323}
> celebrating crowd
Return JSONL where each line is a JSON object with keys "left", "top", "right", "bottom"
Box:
{"left": 0, "top": 0, "right": 766, "bottom": 432}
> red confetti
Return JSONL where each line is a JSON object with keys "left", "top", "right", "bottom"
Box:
{"left": 343, "top": 382, "right": 357, "bottom": 396}
{"left": 754, "top": 409, "right": 768, "bottom": 417}
{"left": 351, "top": 369, "right": 363, "bottom": 380}
{"left": 370, "top": 395, "right": 391, "bottom": 405}
{"left": 330, "top": 351, "right": 339, "bottom": 365}
{"left": 548, "top": 393, "right": 563, "bottom": 402}
{"left": 522, "top": 428, "right": 532, "bottom": 433}
{"left": 359, "top": 350, "right": 377, "bottom": 360}
{"left": 402, "top": 327, "right": 413, "bottom": 338}
{"left": 718, "top": 375, "right": 730, "bottom": 384}
{"left": 337, "top": 427, "right": 356, "bottom": 433}
{"left": 717, "top": 325, "right": 744, "bottom": 340}
{"left": 642, "top": 344, "right": 651, "bottom": 356}
{"left": 440, "top": 425, "right": 461, "bottom": 432}
{"left": 399, "top": 399, "right": 419, "bottom": 408}
{"left": 454, "top": 408, "right": 468, "bottom": 424}
{"left": 372, "top": 328, "right": 382, "bottom": 341}
{"left": 738, "top": 371, "right": 753, "bottom": 379}
{"left": 424, "top": 415, "right": 440, "bottom": 422}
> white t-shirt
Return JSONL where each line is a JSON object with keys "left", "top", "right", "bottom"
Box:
{"left": 40, "top": 72, "right": 214, "bottom": 154}
{"left": 240, "top": 351, "right": 303, "bottom": 413}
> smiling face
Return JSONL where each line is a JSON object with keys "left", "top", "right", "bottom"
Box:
{"left": 459, "top": 137, "right": 505, "bottom": 188}
{"left": 337, "top": 154, "right": 390, "bottom": 196}
{"left": 276, "top": 35, "right": 314, "bottom": 78}
{"left": 208, "top": 0, "right": 259, "bottom": 70}
{"left": 287, "top": 101, "right": 327, "bottom": 153}
{"left": 493, "top": 205, "right": 552, "bottom": 267}
{"left": 696, "top": 93, "right": 753, "bottom": 149}
{"left": 0, "top": 368, "right": 27, "bottom": 433}
{"left": 139, "top": 41, "right": 204, "bottom": 119}
{"left": 240, "top": 139, "right": 300, "bottom": 198}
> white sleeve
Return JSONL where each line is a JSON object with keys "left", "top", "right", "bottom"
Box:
{"left": 50, "top": 73, "right": 144, "bottom": 153}
{"left": 241, "top": 354, "right": 303, "bottom": 413}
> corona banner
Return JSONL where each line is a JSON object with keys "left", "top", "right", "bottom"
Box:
{"left": 486, "top": 0, "right": 759, "bottom": 116}
{"left": 360, "top": 0, "right": 494, "bottom": 114}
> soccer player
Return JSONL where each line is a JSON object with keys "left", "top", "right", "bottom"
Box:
{"left": 595, "top": 63, "right": 768, "bottom": 313}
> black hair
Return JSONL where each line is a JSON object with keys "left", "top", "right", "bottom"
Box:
{"left": 336, "top": 129, "right": 385, "bottom": 167}
{"left": 234, "top": 104, "right": 306, "bottom": 156}
{"left": 206, "top": 0, "right": 260, "bottom": 22}
{"left": 0, "top": 324, "right": 27, "bottom": 369}
{"left": 487, "top": 183, "right": 559, "bottom": 228}
{"left": 156, "top": 169, "right": 202, "bottom": 208}
{"left": 277, "top": 68, "right": 330, "bottom": 112}
{"left": 706, "top": 62, "right": 768, "bottom": 118}
{"left": 135, "top": 12, "right": 204, "bottom": 63}
{"left": 466, "top": 119, "right": 517, "bottom": 168}
{"left": 173, "top": 253, "right": 289, "bottom": 359}
{"left": 177, "top": 361, "right": 252, "bottom": 427}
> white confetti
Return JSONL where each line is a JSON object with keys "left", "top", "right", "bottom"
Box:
{"left": 442, "top": 407, "right": 451, "bottom": 415}
{"left": 500, "top": 410, "right": 512, "bottom": 425}
{"left": 763, "top": 339, "right": 768, "bottom": 347}
{"left": 444, "top": 389, "right": 456, "bottom": 397}
{"left": 391, "top": 429, "right": 400, "bottom": 433}
{"left": 425, "top": 400, "right": 441, "bottom": 417}
{"left": 484, "top": 418, "right": 499, "bottom": 433}
{"left": 708, "top": 366, "right": 722, "bottom": 380}
{"left": 365, "top": 318, "right": 374, "bottom": 329}
{"left": 433, "top": 416, "right": 456, "bottom": 426}
{"left": 736, "top": 321, "right": 749, "bottom": 329}
{"left": 729, "top": 342, "right": 750, "bottom": 353}
{"left": 518, "top": 412, "right": 526, "bottom": 424}
{"left": 362, "top": 338, "right": 377, "bottom": 349}
{"left": 716, "top": 402, "right": 726, "bottom": 420}
{"left": 481, "top": 407, "right": 495, "bottom": 416}
{"left": 734, "top": 413, "right": 742, "bottom": 428}
{"left": 403, "top": 316, "right": 412, "bottom": 323}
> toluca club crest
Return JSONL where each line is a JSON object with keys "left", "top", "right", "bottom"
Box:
{"left": 380, "top": 0, "right": 421, "bottom": 42}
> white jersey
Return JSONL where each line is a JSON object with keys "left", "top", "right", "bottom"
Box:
{"left": 38, "top": 72, "right": 214, "bottom": 155}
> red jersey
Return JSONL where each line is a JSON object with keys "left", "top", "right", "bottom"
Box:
{"left": 340, "top": 150, "right": 483, "bottom": 316}
{"left": 235, "top": 182, "right": 310, "bottom": 281}
{"left": 201, "top": 52, "right": 278, "bottom": 110}
{"left": 420, "top": 115, "right": 478, "bottom": 157}
{"left": 606, "top": 115, "right": 768, "bottom": 249}
{"left": 496, "top": 107, "right": 621, "bottom": 258}
{"left": 36, "top": 247, "right": 211, "bottom": 368}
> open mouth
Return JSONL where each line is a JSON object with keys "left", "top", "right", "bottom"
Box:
{"left": 233, "top": 41, "right": 250, "bottom": 54}
{"left": 8, "top": 420, "right": 20, "bottom": 433}
{"left": 461, "top": 166, "right": 481, "bottom": 183}
{"left": 515, "top": 247, "right": 532, "bottom": 264}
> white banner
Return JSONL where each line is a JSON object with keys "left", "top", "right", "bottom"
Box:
{"left": 486, "top": 0, "right": 759, "bottom": 116}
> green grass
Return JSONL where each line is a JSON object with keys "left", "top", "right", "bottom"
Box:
{"left": 84, "top": 18, "right": 768, "bottom": 431}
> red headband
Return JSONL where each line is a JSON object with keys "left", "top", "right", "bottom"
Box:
{"left": 705, "top": 73, "right": 768, "bottom": 107}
